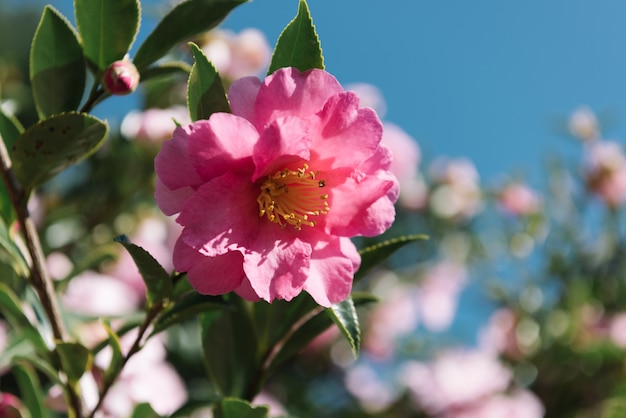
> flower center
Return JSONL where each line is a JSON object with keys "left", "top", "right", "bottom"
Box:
{"left": 257, "top": 164, "right": 329, "bottom": 230}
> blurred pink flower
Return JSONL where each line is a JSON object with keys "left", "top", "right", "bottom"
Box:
{"left": 417, "top": 261, "right": 467, "bottom": 332}
{"left": 478, "top": 308, "right": 521, "bottom": 357}
{"left": 155, "top": 67, "right": 398, "bottom": 306}
{"left": 121, "top": 106, "right": 190, "bottom": 143}
{"left": 609, "top": 313, "right": 626, "bottom": 348}
{"left": 447, "top": 389, "right": 544, "bottom": 418}
{"left": 584, "top": 140, "right": 626, "bottom": 208}
{"left": 568, "top": 106, "right": 599, "bottom": 142}
{"left": 345, "top": 363, "right": 399, "bottom": 413}
{"left": 253, "top": 392, "right": 288, "bottom": 417}
{"left": 200, "top": 28, "right": 271, "bottom": 80}
{"left": 401, "top": 349, "right": 511, "bottom": 414}
{"left": 428, "top": 158, "right": 482, "bottom": 220}
{"left": 346, "top": 83, "right": 387, "bottom": 117}
{"left": 498, "top": 182, "right": 542, "bottom": 217}
{"left": 0, "top": 392, "right": 25, "bottom": 418}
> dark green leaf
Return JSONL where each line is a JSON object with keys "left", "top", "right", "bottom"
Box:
{"left": 219, "top": 398, "right": 269, "bottom": 418}
{"left": 187, "top": 42, "right": 230, "bottom": 121}
{"left": 131, "top": 403, "right": 162, "bottom": 418}
{"left": 201, "top": 297, "right": 257, "bottom": 398}
{"left": 30, "top": 6, "right": 85, "bottom": 119}
{"left": 133, "top": 0, "right": 248, "bottom": 70}
{"left": 75, "top": 0, "right": 140, "bottom": 70}
{"left": 355, "top": 234, "right": 428, "bottom": 282}
{"left": 0, "top": 109, "right": 24, "bottom": 152}
{"left": 12, "top": 112, "right": 108, "bottom": 191}
{"left": 55, "top": 342, "right": 93, "bottom": 383}
{"left": 152, "top": 292, "right": 231, "bottom": 335}
{"left": 140, "top": 61, "right": 192, "bottom": 83}
{"left": 327, "top": 297, "right": 360, "bottom": 357}
{"left": 268, "top": 0, "right": 323, "bottom": 74}
{"left": 13, "top": 363, "right": 49, "bottom": 418}
{"left": 114, "top": 235, "right": 173, "bottom": 307}
{"left": 0, "top": 283, "right": 48, "bottom": 357}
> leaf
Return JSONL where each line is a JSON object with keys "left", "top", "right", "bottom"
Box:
{"left": 219, "top": 398, "right": 269, "bottom": 418}
{"left": 355, "top": 234, "right": 428, "bottom": 282}
{"left": 75, "top": 0, "right": 141, "bottom": 71}
{"left": 0, "top": 217, "right": 29, "bottom": 277}
{"left": 13, "top": 363, "right": 49, "bottom": 418}
{"left": 102, "top": 322, "right": 124, "bottom": 385}
{"left": 114, "top": 235, "right": 173, "bottom": 307}
{"left": 201, "top": 297, "right": 257, "bottom": 398}
{"left": 55, "top": 342, "right": 93, "bottom": 383}
{"left": 133, "top": 0, "right": 248, "bottom": 70}
{"left": 131, "top": 403, "right": 162, "bottom": 418}
{"left": 187, "top": 42, "right": 231, "bottom": 121}
{"left": 152, "top": 292, "right": 231, "bottom": 335}
{"left": 12, "top": 112, "right": 108, "bottom": 191}
{"left": 327, "top": 297, "right": 360, "bottom": 357}
{"left": 30, "top": 6, "right": 85, "bottom": 119}
{"left": 0, "top": 283, "right": 48, "bottom": 357}
{"left": 268, "top": 0, "right": 323, "bottom": 74}
{"left": 0, "top": 109, "right": 24, "bottom": 152}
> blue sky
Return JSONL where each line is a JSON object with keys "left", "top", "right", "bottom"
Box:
{"left": 19, "top": 0, "right": 626, "bottom": 182}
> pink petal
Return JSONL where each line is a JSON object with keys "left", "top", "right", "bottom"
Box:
{"left": 252, "top": 116, "right": 312, "bottom": 180}
{"left": 311, "top": 92, "right": 383, "bottom": 169}
{"left": 177, "top": 172, "right": 260, "bottom": 256}
{"left": 304, "top": 236, "right": 360, "bottom": 307}
{"left": 154, "top": 177, "right": 194, "bottom": 216}
{"left": 234, "top": 277, "right": 262, "bottom": 302}
{"left": 229, "top": 76, "right": 262, "bottom": 123}
{"left": 155, "top": 126, "right": 203, "bottom": 190}
{"left": 173, "top": 239, "right": 245, "bottom": 295}
{"left": 254, "top": 68, "right": 343, "bottom": 130}
{"left": 243, "top": 223, "right": 311, "bottom": 302}
{"left": 187, "top": 114, "right": 257, "bottom": 181}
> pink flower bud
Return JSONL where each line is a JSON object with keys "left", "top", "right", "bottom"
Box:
{"left": 0, "top": 393, "right": 25, "bottom": 418}
{"left": 102, "top": 60, "right": 140, "bottom": 96}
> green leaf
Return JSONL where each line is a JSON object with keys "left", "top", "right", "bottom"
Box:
{"left": 187, "top": 42, "right": 231, "bottom": 121}
{"left": 13, "top": 362, "right": 49, "bottom": 418}
{"left": 102, "top": 322, "right": 124, "bottom": 385}
{"left": 131, "top": 403, "right": 162, "bottom": 418}
{"left": 268, "top": 0, "right": 323, "bottom": 74}
{"left": 201, "top": 297, "right": 257, "bottom": 398}
{"left": 0, "top": 217, "right": 28, "bottom": 277}
{"left": 0, "top": 283, "right": 48, "bottom": 357}
{"left": 327, "top": 296, "right": 360, "bottom": 357}
{"left": 152, "top": 292, "right": 231, "bottom": 335}
{"left": 55, "top": 342, "right": 93, "bottom": 383}
{"left": 355, "top": 234, "right": 428, "bottom": 283}
{"left": 12, "top": 112, "right": 108, "bottom": 191}
{"left": 219, "top": 398, "right": 269, "bottom": 418}
{"left": 133, "top": 0, "right": 248, "bottom": 70}
{"left": 0, "top": 109, "right": 24, "bottom": 152}
{"left": 30, "top": 6, "right": 85, "bottom": 119}
{"left": 140, "top": 61, "right": 192, "bottom": 83}
{"left": 114, "top": 235, "right": 173, "bottom": 307}
{"left": 75, "top": 0, "right": 140, "bottom": 71}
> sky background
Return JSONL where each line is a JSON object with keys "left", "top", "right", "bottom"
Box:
{"left": 12, "top": 0, "right": 626, "bottom": 183}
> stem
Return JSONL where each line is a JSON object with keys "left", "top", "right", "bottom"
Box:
{"left": 87, "top": 305, "right": 163, "bottom": 418}
{"left": 80, "top": 82, "right": 108, "bottom": 114}
{"left": 0, "top": 136, "right": 85, "bottom": 416}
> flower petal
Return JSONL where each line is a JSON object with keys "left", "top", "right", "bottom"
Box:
{"left": 304, "top": 236, "right": 360, "bottom": 307}
{"left": 228, "top": 76, "right": 262, "bottom": 123}
{"left": 155, "top": 126, "right": 203, "bottom": 190}
{"left": 187, "top": 114, "right": 257, "bottom": 181}
{"left": 173, "top": 239, "right": 245, "bottom": 295}
{"left": 154, "top": 177, "right": 194, "bottom": 216}
{"left": 243, "top": 224, "right": 311, "bottom": 303}
{"left": 177, "top": 172, "right": 259, "bottom": 256}
{"left": 254, "top": 68, "right": 343, "bottom": 130}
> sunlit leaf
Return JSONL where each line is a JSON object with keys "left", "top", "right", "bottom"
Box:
{"left": 187, "top": 42, "right": 230, "bottom": 121}
{"left": 327, "top": 296, "right": 360, "bottom": 357}
{"left": 355, "top": 234, "right": 428, "bottom": 282}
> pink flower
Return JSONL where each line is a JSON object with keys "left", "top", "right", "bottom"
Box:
{"left": 121, "top": 106, "right": 190, "bottom": 143}
{"left": 584, "top": 140, "right": 626, "bottom": 208}
{"left": 447, "top": 389, "right": 544, "bottom": 418}
{"left": 102, "top": 60, "right": 140, "bottom": 96}
{"left": 428, "top": 158, "right": 482, "bottom": 220}
{"left": 0, "top": 393, "right": 25, "bottom": 418}
{"left": 497, "top": 182, "right": 542, "bottom": 217}
{"left": 155, "top": 67, "right": 398, "bottom": 306}
{"left": 568, "top": 106, "right": 599, "bottom": 142}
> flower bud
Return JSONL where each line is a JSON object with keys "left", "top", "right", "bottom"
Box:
{"left": 0, "top": 393, "right": 26, "bottom": 418}
{"left": 102, "top": 60, "right": 140, "bottom": 96}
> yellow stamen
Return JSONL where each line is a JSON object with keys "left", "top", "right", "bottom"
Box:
{"left": 257, "top": 164, "right": 329, "bottom": 230}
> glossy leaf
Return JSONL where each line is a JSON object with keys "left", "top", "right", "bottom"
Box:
{"left": 355, "top": 234, "right": 428, "bottom": 282}
{"left": 219, "top": 398, "right": 269, "bottom": 418}
{"left": 131, "top": 403, "right": 162, "bottom": 418}
{"left": 268, "top": 0, "right": 323, "bottom": 74}
{"left": 75, "top": 0, "right": 140, "bottom": 70}
{"left": 30, "top": 6, "right": 85, "bottom": 119}
{"left": 0, "top": 283, "right": 48, "bottom": 357}
{"left": 13, "top": 363, "right": 49, "bottom": 418}
{"left": 152, "top": 292, "right": 231, "bottom": 335}
{"left": 327, "top": 297, "right": 360, "bottom": 357}
{"left": 187, "top": 42, "right": 230, "bottom": 121}
{"left": 55, "top": 342, "right": 93, "bottom": 383}
{"left": 12, "top": 112, "right": 108, "bottom": 191}
{"left": 133, "top": 0, "right": 248, "bottom": 70}
{"left": 201, "top": 297, "right": 257, "bottom": 398}
{"left": 114, "top": 235, "right": 173, "bottom": 307}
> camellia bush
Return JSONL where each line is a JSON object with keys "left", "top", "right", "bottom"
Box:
{"left": 2, "top": 1, "right": 626, "bottom": 418}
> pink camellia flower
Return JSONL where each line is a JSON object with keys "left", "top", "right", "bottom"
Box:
{"left": 155, "top": 67, "right": 398, "bottom": 306}
{"left": 102, "top": 60, "right": 140, "bottom": 96}
{"left": 428, "top": 157, "right": 482, "bottom": 220}
{"left": 584, "top": 140, "right": 626, "bottom": 208}
{"left": 497, "top": 182, "right": 542, "bottom": 217}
